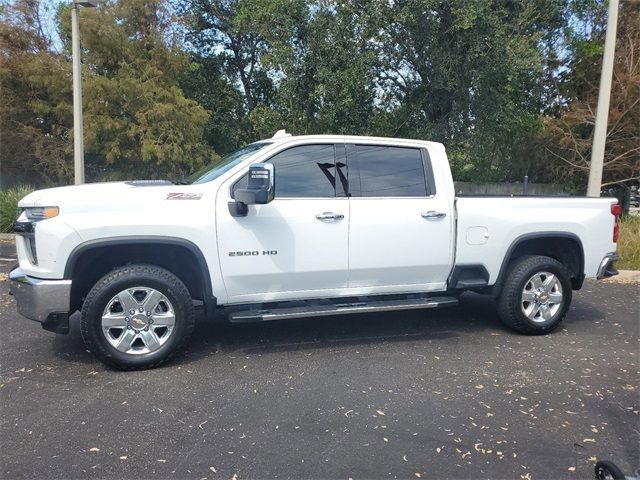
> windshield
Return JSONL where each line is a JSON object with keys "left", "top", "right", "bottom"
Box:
{"left": 185, "top": 142, "right": 273, "bottom": 184}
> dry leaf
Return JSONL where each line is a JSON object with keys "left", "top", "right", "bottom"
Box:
{"left": 376, "top": 410, "right": 385, "bottom": 416}
{"left": 568, "top": 466, "right": 576, "bottom": 472}
{"left": 89, "top": 448, "right": 100, "bottom": 452}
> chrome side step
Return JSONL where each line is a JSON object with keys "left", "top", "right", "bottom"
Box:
{"left": 228, "top": 295, "right": 459, "bottom": 323}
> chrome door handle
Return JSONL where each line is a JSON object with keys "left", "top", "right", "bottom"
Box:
{"left": 421, "top": 211, "right": 447, "bottom": 219}
{"left": 316, "top": 212, "right": 344, "bottom": 221}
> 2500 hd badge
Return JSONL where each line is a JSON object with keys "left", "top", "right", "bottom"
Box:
{"left": 228, "top": 250, "right": 278, "bottom": 256}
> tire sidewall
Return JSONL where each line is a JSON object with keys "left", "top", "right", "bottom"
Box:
{"left": 511, "top": 258, "right": 572, "bottom": 331}
{"left": 82, "top": 267, "right": 193, "bottom": 369}
{"left": 595, "top": 461, "right": 626, "bottom": 480}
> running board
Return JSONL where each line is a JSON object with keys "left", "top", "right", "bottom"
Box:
{"left": 229, "top": 296, "right": 459, "bottom": 323}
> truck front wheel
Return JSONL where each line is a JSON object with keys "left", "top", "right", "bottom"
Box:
{"left": 80, "top": 264, "right": 195, "bottom": 370}
{"left": 497, "top": 255, "right": 572, "bottom": 335}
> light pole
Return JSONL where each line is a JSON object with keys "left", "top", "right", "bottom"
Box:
{"left": 586, "top": 0, "right": 619, "bottom": 197}
{"left": 71, "top": 0, "right": 97, "bottom": 185}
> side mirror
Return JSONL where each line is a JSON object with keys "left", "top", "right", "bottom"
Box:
{"left": 228, "top": 163, "right": 275, "bottom": 217}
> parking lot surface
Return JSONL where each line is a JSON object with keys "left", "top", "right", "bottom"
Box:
{"left": 1, "top": 241, "right": 638, "bottom": 479}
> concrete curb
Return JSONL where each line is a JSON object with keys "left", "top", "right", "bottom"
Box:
{"left": 0, "top": 233, "right": 15, "bottom": 242}
{"left": 603, "top": 270, "right": 640, "bottom": 283}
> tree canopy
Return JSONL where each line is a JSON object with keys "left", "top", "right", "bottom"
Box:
{"left": 1, "top": 0, "right": 637, "bottom": 189}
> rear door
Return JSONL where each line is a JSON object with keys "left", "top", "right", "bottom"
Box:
{"left": 347, "top": 143, "right": 453, "bottom": 292}
{"left": 216, "top": 143, "right": 350, "bottom": 303}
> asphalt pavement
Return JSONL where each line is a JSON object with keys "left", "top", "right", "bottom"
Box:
{"left": 0, "top": 241, "right": 638, "bottom": 480}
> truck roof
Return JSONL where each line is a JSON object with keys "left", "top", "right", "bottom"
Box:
{"left": 259, "top": 133, "right": 445, "bottom": 150}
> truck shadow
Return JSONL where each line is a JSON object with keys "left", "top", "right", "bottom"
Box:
{"left": 51, "top": 291, "right": 606, "bottom": 368}
{"left": 188, "top": 292, "right": 501, "bottom": 356}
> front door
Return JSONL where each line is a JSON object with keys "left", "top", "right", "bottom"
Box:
{"left": 216, "top": 143, "right": 350, "bottom": 303}
{"left": 346, "top": 143, "right": 453, "bottom": 293}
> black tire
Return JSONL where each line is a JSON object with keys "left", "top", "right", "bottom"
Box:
{"left": 595, "top": 460, "right": 626, "bottom": 480}
{"left": 497, "top": 255, "right": 572, "bottom": 335}
{"left": 80, "top": 264, "right": 195, "bottom": 370}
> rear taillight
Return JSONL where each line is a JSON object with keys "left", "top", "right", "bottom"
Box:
{"left": 611, "top": 204, "right": 622, "bottom": 242}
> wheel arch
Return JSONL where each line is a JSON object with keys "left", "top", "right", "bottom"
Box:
{"left": 65, "top": 236, "right": 215, "bottom": 314}
{"left": 493, "top": 232, "right": 585, "bottom": 294}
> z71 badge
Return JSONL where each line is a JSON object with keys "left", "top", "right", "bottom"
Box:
{"left": 166, "top": 192, "right": 203, "bottom": 200}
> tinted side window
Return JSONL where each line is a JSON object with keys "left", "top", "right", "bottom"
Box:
{"left": 272, "top": 144, "right": 336, "bottom": 197}
{"left": 351, "top": 145, "right": 427, "bottom": 197}
{"left": 233, "top": 144, "right": 337, "bottom": 198}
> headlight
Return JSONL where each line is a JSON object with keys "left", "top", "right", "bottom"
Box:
{"left": 19, "top": 206, "right": 59, "bottom": 222}
{"left": 14, "top": 207, "right": 59, "bottom": 265}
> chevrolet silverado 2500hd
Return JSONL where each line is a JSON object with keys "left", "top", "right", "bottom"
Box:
{"left": 9, "top": 132, "right": 621, "bottom": 369}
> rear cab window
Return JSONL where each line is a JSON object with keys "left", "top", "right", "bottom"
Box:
{"left": 347, "top": 144, "right": 434, "bottom": 197}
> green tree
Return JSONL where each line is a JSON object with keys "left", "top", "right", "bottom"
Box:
{"left": 178, "top": 0, "right": 379, "bottom": 139}
{"left": 369, "top": 0, "right": 565, "bottom": 182}
{"left": 265, "top": 2, "right": 378, "bottom": 136}
{"left": 177, "top": 0, "right": 276, "bottom": 113}
{"left": 1, "top": 0, "right": 215, "bottom": 186}
{"left": 538, "top": 0, "right": 639, "bottom": 190}
{"left": 58, "top": 0, "right": 214, "bottom": 180}
{"left": 179, "top": 56, "right": 249, "bottom": 155}
{"left": 0, "top": 0, "right": 73, "bottom": 186}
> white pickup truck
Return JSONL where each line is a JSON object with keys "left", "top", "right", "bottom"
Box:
{"left": 9, "top": 132, "right": 621, "bottom": 369}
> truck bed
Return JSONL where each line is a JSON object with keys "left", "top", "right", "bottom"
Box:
{"left": 454, "top": 196, "right": 618, "bottom": 284}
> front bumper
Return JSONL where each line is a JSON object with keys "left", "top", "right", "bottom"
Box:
{"left": 596, "top": 253, "right": 619, "bottom": 280}
{"left": 9, "top": 267, "right": 72, "bottom": 334}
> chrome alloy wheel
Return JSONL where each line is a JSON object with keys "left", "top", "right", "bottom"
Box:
{"left": 521, "top": 271, "right": 563, "bottom": 323}
{"left": 101, "top": 287, "right": 176, "bottom": 355}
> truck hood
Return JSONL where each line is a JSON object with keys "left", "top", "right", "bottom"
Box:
{"left": 18, "top": 181, "right": 205, "bottom": 211}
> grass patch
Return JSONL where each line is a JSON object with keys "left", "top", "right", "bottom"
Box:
{"left": 0, "top": 185, "right": 33, "bottom": 233}
{"left": 617, "top": 215, "right": 640, "bottom": 270}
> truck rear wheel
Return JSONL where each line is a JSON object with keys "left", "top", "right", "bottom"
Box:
{"left": 497, "top": 255, "right": 572, "bottom": 335}
{"left": 80, "top": 264, "right": 195, "bottom": 370}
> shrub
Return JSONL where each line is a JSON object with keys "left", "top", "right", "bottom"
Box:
{"left": 617, "top": 215, "right": 640, "bottom": 270}
{"left": 0, "top": 185, "right": 33, "bottom": 233}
